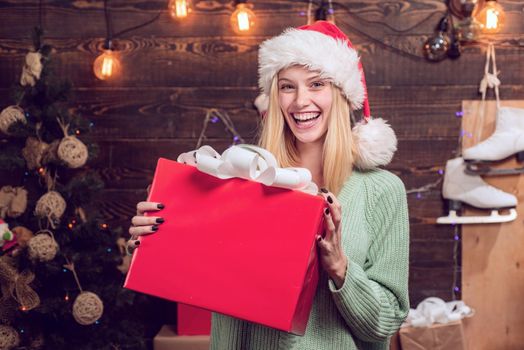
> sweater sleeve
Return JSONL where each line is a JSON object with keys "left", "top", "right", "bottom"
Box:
{"left": 328, "top": 172, "right": 410, "bottom": 342}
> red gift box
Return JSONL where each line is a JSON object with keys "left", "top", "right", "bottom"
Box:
{"left": 177, "top": 303, "right": 211, "bottom": 336}
{"left": 124, "top": 157, "right": 325, "bottom": 335}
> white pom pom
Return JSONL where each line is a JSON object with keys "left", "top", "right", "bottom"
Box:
{"left": 254, "top": 94, "right": 269, "bottom": 117}
{"left": 352, "top": 117, "right": 397, "bottom": 169}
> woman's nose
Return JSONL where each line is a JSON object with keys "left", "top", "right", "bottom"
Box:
{"left": 294, "top": 87, "right": 311, "bottom": 108}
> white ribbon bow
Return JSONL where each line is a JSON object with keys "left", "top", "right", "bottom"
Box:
{"left": 177, "top": 144, "right": 319, "bottom": 195}
{"left": 402, "top": 297, "right": 474, "bottom": 328}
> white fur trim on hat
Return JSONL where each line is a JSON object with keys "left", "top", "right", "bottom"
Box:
{"left": 258, "top": 28, "right": 366, "bottom": 111}
{"left": 352, "top": 118, "right": 397, "bottom": 169}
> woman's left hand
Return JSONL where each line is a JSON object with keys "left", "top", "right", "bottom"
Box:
{"left": 317, "top": 189, "right": 348, "bottom": 289}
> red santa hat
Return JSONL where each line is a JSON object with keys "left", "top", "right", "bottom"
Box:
{"left": 256, "top": 21, "right": 397, "bottom": 169}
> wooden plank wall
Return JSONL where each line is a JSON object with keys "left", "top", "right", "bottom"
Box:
{"left": 461, "top": 100, "right": 524, "bottom": 349}
{"left": 1, "top": 0, "right": 523, "bottom": 307}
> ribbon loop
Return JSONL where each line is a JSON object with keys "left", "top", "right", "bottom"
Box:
{"left": 177, "top": 145, "right": 319, "bottom": 195}
{"left": 402, "top": 297, "right": 474, "bottom": 328}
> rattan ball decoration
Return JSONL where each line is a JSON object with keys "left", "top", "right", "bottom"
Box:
{"left": 72, "top": 291, "right": 104, "bottom": 325}
{"left": 0, "top": 106, "right": 26, "bottom": 135}
{"left": 35, "top": 191, "right": 66, "bottom": 225}
{"left": 0, "top": 325, "right": 20, "bottom": 350}
{"left": 28, "top": 231, "right": 59, "bottom": 262}
{"left": 57, "top": 136, "right": 88, "bottom": 168}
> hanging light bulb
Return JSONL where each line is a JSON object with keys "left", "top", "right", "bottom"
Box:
{"left": 453, "top": 0, "right": 481, "bottom": 42}
{"left": 456, "top": 16, "right": 482, "bottom": 42}
{"left": 230, "top": 1, "right": 255, "bottom": 34}
{"left": 475, "top": 0, "right": 505, "bottom": 34}
{"left": 423, "top": 16, "right": 450, "bottom": 62}
{"left": 93, "top": 41, "right": 121, "bottom": 80}
{"left": 169, "top": 0, "right": 192, "bottom": 19}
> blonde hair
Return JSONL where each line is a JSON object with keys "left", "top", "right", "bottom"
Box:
{"left": 258, "top": 75, "right": 357, "bottom": 194}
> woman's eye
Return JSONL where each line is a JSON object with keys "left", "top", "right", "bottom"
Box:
{"left": 280, "top": 84, "right": 294, "bottom": 90}
{"left": 311, "top": 81, "right": 325, "bottom": 88}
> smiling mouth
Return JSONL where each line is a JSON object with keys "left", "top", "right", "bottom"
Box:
{"left": 291, "top": 112, "right": 321, "bottom": 124}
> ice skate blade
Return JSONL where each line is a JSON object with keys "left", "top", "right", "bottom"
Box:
{"left": 465, "top": 163, "right": 524, "bottom": 176}
{"left": 437, "top": 209, "right": 517, "bottom": 225}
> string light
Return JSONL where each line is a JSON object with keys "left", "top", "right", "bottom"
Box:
{"left": 38, "top": 167, "right": 45, "bottom": 175}
{"left": 64, "top": 293, "right": 70, "bottom": 301}
{"left": 169, "top": 0, "right": 192, "bottom": 19}
{"left": 75, "top": 129, "right": 81, "bottom": 135}
{"left": 93, "top": 44, "right": 121, "bottom": 81}
{"left": 475, "top": 0, "right": 505, "bottom": 34}
{"left": 196, "top": 109, "right": 244, "bottom": 149}
{"left": 101, "top": 223, "right": 108, "bottom": 229}
{"left": 20, "top": 306, "right": 28, "bottom": 311}
{"left": 230, "top": 0, "right": 255, "bottom": 34}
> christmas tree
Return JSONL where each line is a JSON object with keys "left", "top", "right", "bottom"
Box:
{"left": 0, "top": 28, "right": 164, "bottom": 350}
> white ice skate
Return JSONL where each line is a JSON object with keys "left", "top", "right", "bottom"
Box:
{"left": 463, "top": 106, "right": 524, "bottom": 176}
{"left": 437, "top": 157, "right": 517, "bottom": 224}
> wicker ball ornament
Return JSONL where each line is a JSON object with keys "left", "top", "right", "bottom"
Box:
{"left": 28, "top": 231, "right": 59, "bottom": 262}
{"left": 0, "top": 106, "right": 26, "bottom": 135}
{"left": 58, "top": 136, "right": 88, "bottom": 168}
{"left": 35, "top": 191, "right": 66, "bottom": 226}
{"left": 0, "top": 325, "right": 20, "bottom": 350}
{"left": 72, "top": 291, "right": 104, "bottom": 325}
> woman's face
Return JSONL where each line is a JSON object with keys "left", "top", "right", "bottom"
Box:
{"left": 277, "top": 65, "right": 333, "bottom": 145}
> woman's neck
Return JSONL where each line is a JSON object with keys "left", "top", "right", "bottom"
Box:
{"left": 296, "top": 140, "right": 324, "bottom": 187}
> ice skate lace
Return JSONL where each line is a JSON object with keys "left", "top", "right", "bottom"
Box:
{"left": 477, "top": 43, "right": 501, "bottom": 141}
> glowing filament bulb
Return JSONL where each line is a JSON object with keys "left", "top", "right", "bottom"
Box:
{"left": 169, "top": 0, "right": 191, "bottom": 19}
{"left": 230, "top": 3, "right": 255, "bottom": 34}
{"left": 101, "top": 56, "right": 113, "bottom": 77}
{"left": 475, "top": 0, "right": 505, "bottom": 34}
{"left": 486, "top": 8, "right": 498, "bottom": 29}
{"left": 93, "top": 49, "right": 121, "bottom": 80}
{"left": 237, "top": 11, "right": 250, "bottom": 31}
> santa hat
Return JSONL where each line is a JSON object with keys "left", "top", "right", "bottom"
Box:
{"left": 256, "top": 21, "right": 397, "bottom": 170}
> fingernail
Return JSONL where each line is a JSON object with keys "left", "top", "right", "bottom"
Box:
{"left": 156, "top": 218, "right": 164, "bottom": 224}
{"left": 324, "top": 207, "right": 330, "bottom": 215}
{"left": 157, "top": 204, "right": 165, "bottom": 209}
{"left": 327, "top": 196, "right": 333, "bottom": 204}
{"left": 134, "top": 241, "right": 141, "bottom": 246}
{"left": 152, "top": 225, "right": 159, "bottom": 231}
{"left": 320, "top": 188, "right": 328, "bottom": 193}
{"left": 317, "top": 235, "right": 322, "bottom": 242}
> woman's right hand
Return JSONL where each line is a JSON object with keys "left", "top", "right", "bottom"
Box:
{"left": 127, "top": 201, "right": 165, "bottom": 254}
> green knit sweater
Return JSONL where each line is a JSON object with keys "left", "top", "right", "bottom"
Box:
{"left": 210, "top": 169, "right": 410, "bottom": 350}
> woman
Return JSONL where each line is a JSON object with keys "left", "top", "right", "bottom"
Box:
{"left": 129, "top": 21, "right": 409, "bottom": 350}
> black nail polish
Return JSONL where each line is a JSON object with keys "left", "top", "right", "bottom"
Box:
{"left": 317, "top": 236, "right": 322, "bottom": 242}
{"left": 327, "top": 196, "right": 333, "bottom": 204}
{"left": 320, "top": 188, "right": 329, "bottom": 193}
{"left": 324, "top": 207, "right": 330, "bottom": 215}
{"left": 156, "top": 218, "right": 165, "bottom": 224}
{"left": 157, "top": 204, "right": 165, "bottom": 209}
{"left": 134, "top": 241, "right": 141, "bottom": 246}
{"left": 152, "top": 225, "right": 159, "bottom": 231}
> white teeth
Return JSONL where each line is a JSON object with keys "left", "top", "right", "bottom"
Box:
{"left": 292, "top": 112, "right": 320, "bottom": 121}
